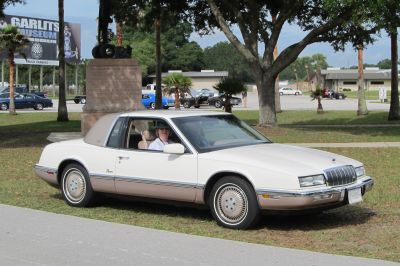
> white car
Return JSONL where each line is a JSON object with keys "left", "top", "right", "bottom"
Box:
{"left": 35, "top": 111, "right": 373, "bottom": 229}
{"left": 279, "top": 87, "right": 302, "bottom": 95}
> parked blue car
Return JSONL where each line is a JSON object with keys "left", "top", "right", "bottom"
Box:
{"left": 0, "top": 93, "right": 53, "bottom": 111}
{"left": 141, "top": 93, "right": 174, "bottom": 109}
{"left": 73, "top": 93, "right": 175, "bottom": 109}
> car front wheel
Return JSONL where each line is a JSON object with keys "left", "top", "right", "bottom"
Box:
{"left": 183, "top": 101, "right": 191, "bottom": 108}
{"left": 34, "top": 103, "right": 44, "bottom": 110}
{"left": 80, "top": 98, "right": 86, "bottom": 104}
{"left": 214, "top": 100, "right": 222, "bottom": 108}
{"left": 150, "top": 102, "right": 155, "bottom": 109}
{"left": 209, "top": 176, "right": 260, "bottom": 229}
{"left": 0, "top": 103, "right": 8, "bottom": 110}
{"left": 61, "top": 164, "right": 95, "bottom": 207}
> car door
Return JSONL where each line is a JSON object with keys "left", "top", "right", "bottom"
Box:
{"left": 14, "top": 94, "right": 27, "bottom": 109}
{"left": 114, "top": 118, "right": 198, "bottom": 203}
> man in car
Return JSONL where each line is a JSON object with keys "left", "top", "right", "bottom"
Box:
{"left": 148, "top": 121, "right": 174, "bottom": 151}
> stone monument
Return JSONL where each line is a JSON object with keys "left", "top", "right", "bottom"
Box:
{"left": 80, "top": 0, "right": 144, "bottom": 135}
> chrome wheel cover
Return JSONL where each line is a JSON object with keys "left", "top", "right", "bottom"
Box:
{"left": 214, "top": 183, "right": 248, "bottom": 225}
{"left": 63, "top": 168, "right": 86, "bottom": 203}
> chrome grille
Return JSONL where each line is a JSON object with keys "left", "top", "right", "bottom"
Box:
{"left": 324, "top": 165, "right": 357, "bottom": 186}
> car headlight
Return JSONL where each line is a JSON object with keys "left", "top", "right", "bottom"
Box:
{"left": 299, "top": 174, "right": 326, "bottom": 187}
{"left": 355, "top": 166, "right": 365, "bottom": 178}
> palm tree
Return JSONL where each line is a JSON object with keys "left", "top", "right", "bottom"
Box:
{"left": 310, "top": 85, "right": 323, "bottom": 114}
{"left": 0, "top": 25, "right": 29, "bottom": 115}
{"left": 58, "top": 0, "right": 68, "bottom": 121}
{"left": 357, "top": 44, "right": 368, "bottom": 116}
{"left": 213, "top": 77, "right": 246, "bottom": 113}
{"left": 163, "top": 73, "right": 192, "bottom": 109}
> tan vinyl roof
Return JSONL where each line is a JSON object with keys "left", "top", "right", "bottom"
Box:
{"left": 84, "top": 113, "right": 120, "bottom": 147}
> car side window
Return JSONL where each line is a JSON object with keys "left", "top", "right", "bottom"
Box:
{"left": 124, "top": 118, "right": 187, "bottom": 153}
{"left": 107, "top": 118, "right": 126, "bottom": 148}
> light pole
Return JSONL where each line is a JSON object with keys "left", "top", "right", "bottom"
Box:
{"left": 305, "top": 64, "right": 311, "bottom": 92}
{"left": 294, "top": 68, "right": 299, "bottom": 91}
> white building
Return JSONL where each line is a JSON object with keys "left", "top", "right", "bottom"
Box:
{"left": 321, "top": 68, "right": 397, "bottom": 91}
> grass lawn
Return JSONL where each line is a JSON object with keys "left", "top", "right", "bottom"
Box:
{"left": 0, "top": 111, "right": 399, "bottom": 262}
{"left": 343, "top": 90, "right": 385, "bottom": 100}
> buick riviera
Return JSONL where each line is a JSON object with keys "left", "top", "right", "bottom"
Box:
{"left": 35, "top": 111, "right": 374, "bottom": 229}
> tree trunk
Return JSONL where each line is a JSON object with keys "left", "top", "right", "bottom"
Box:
{"left": 256, "top": 72, "right": 277, "bottom": 127}
{"left": 8, "top": 52, "right": 16, "bottom": 115}
{"left": 357, "top": 46, "right": 368, "bottom": 116}
{"left": 272, "top": 15, "right": 281, "bottom": 113}
{"left": 155, "top": 17, "right": 163, "bottom": 109}
{"left": 224, "top": 95, "right": 232, "bottom": 113}
{"left": 317, "top": 96, "right": 323, "bottom": 113}
{"left": 57, "top": 0, "right": 69, "bottom": 122}
{"left": 388, "top": 30, "right": 399, "bottom": 120}
{"left": 174, "top": 87, "right": 180, "bottom": 109}
{"left": 116, "top": 22, "right": 123, "bottom": 46}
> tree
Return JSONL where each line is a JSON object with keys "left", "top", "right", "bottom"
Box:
{"left": 377, "top": 59, "right": 392, "bottom": 70}
{"left": 203, "top": 42, "right": 252, "bottom": 82}
{"left": 0, "top": 0, "right": 24, "bottom": 17}
{"left": 132, "top": 1, "right": 189, "bottom": 109}
{"left": 57, "top": 0, "right": 68, "bottom": 121}
{"left": 310, "top": 85, "right": 323, "bottom": 114}
{"left": 373, "top": 0, "right": 400, "bottom": 120}
{"left": 0, "top": 25, "right": 28, "bottom": 115}
{"left": 191, "top": 0, "right": 376, "bottom": 126}
{"left": 162, "top": 73, "right": 192, "bottom": 109}
{"left": 357, "top": 45, "right": 368, "bottom": 116}
{"left": 280, "top": 54, "right": 328, "bottom": 81}
{"left": 213, "top": 77, "right": 246, "bottom": 113}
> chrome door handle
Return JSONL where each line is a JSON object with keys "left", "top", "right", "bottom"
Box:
{"left": 118, "top": 156, "right": 130, "bottom": 160}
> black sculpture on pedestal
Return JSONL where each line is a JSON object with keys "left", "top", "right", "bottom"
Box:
{"left": 92, "top": 0, "right": 132, "bottom": 59}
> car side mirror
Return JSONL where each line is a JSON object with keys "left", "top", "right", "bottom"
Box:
{"left": 163, "top": 143, "right": 185, "bottom": 154}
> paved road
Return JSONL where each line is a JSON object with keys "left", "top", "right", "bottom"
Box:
{"left": 0, "top": 93, "right": 390, "bottom": 113}
{"left": 0, "top": 204, "right": 397, "bottom": 266}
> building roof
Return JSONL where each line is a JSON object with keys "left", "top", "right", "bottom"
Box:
{"left": 321, "top": 69, "right": 392, "bottom": 80}
{"left": 149, "top": 71, "right": 228, "bottom": 78}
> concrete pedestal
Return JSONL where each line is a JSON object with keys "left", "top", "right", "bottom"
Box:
{"left": 81, "top": 59, "right": 144, "bottom": 135}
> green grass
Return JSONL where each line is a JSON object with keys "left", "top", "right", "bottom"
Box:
{"left": 0, "top": 146, "right": 399, "bottom": 262}
{"left": 234, "top": 110, "right": 400, "bottom": 143}
{"left": 344, "top": 90, "right": 390, "bottom": 100}
{"left": 234, "top": 110, "right": 400, "bottom": 125}
{"left": 1, "top": 111, "right": 400, "bottom": 262}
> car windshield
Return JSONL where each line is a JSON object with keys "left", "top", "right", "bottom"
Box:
{"left": 172, "top": 115, "right": 271, "bottom": 153}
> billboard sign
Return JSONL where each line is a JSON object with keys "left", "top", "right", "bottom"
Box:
{"left": 0, "top": 15, "right": 81, "bottom": 66}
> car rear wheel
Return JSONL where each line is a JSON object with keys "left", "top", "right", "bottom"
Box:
{"left": 150, "top": 102, "right": 155, "bottom": 109}
{"left": 183, "top": 101, "right": 191, "bottom": 108}
{"left": 61, "top": 164, "right": 95, "bottom": 207}
{"left": 214, "top": 100, "right": 222, "bottom": 108}
{"left": 34, "top": 103, "right": 44, "bottom": 110}
{"left": 209, "top": 176, "right": 260, "bottom": 229}
{"left": 80, "top": 98, "right": 86, "bottom": 104}
{"left": 295, "top": 92, "right": 299, "bottom": 96}
{"left": 0, "top": 103, "right": 8, "bottom": 111}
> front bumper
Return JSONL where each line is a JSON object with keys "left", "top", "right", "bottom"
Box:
{"left": 34, "top": 164, "right": 59, "bottom": 187}
{"left": 256, "top": 176, "right": 374, "bottom": 210}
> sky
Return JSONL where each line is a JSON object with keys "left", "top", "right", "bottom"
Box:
{"left": 4, "top": 0, "right": 397, "bottom": 68}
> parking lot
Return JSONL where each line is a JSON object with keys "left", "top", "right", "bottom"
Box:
{"left": 0, "top": 92, "right": 390, "bottom": 113}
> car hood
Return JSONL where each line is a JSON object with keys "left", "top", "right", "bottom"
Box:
{"left": 203, "top": 143, "right": 361, "bottom": 176}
